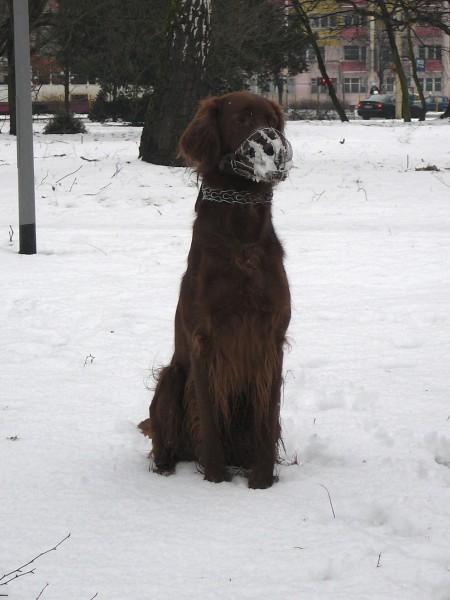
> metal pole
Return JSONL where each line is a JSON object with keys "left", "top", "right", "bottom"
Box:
{"left": 13, "top": 0, "right": 37, "bottom": 254}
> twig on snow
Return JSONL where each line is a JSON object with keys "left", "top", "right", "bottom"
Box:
{"left": 431, "top": 172, "right": 450, "bottom": 187}
{"left": 85, "top": 183, "right": 112, "bottom": 196}
{"left": 84, "top": 354, "right": 95, "bottom": 366}
{"left": 55, "top": 166, "right": 83, "bottom": 184}
{"left": 111, "top": 160, "right": 122, "bottom": 178}
{"left": 311, "top": 189, "right": 325, "bottom": 202}
{"left": 356, "top": 178, "right": 368, "bottom": 201}
{"left": 36, "top": 582, "right": 49, "bottom": 599}
{"left": 0, "top": 534, "right": 70, "bottom": 588}
{"left": 318, "top": 484, "right": 336, "bottom": 519}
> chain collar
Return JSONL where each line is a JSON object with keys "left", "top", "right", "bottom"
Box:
{"left": 201, "top": 186, "right": 272, "bottom": 205}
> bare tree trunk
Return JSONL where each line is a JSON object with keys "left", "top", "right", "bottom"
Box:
{"left": 273, "top": 72, "right": 284, "bottom": 106}
{"left": 139, "top": 0, "right": 212, "bottom": 165}
{"left": 378, "top": 0, "right": 411, "bottom": 121}
{"left": 291, "top": 1, "right": 348, "bottom": 122}
{"left": 63, "top": 66, "right": 70, "bottom": 113}
{"left": 406, "top": 26, "right": 425, "bottom": 120}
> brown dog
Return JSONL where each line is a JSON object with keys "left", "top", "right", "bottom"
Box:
{"left": 139, "top": 91, "right": 291, "bottom": 488}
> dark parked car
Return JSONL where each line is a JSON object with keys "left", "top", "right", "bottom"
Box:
{"left": 357, "top": 94, "right": 424, "bottom": 120}
{"left": 425, "top": 95, "right": 449, "bottom": 112}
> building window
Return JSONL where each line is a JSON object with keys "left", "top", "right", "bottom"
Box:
{"left": 311, "top": 78, "right": 330, "bottom": 94}
{"left": 385, "top": 77, "right": 395, "bottom": 92}
{"left": 343, "top": 13, "right": 366, "bottom": 26}
{"left": 418, "top": 77, "right": 442, "bottom": 92}
{"left": 306, "top": 46, "right": 325, "bottom": 63}
{"left": 344, "top": 77, "right": 366, "bottom": 93}
{"left": 311, "top": 77, "right": 338, "bottom": 94}
{"left": 311, "top": 14, "right": 338, "bottom": 29}
{"left": 418, "top": 45, "right": 442, "bottom": 60}
{"left": 343, "top": 46, "right": 367, "bottom": 62}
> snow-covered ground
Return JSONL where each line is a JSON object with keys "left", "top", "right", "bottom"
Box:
{"left": 1, "top": 115, "right": 450, "bottom": 600}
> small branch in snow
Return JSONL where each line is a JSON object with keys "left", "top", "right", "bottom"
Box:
{"left": 84, "top": 354, "right": 95, "bottom": 366}
{"left": 318, "top": 484, "right": 336, "bottom": 519}
{"left": 83, "top": 242, "right": 108, "bottom": 256}
{"left": 8, "top": 225, "right": 14, "bottom": 243}
{"left": 85, "top": 183, "right": 112, "bottom": 196}
{"left": 376, "top": 553, "right": 382, "bottom": 568}
{"left": 311, "top": 189, "right": 325, "bottom": 202}
{"left": 111, "top": 161, "right": 122, "bottom": 178}
{"left": 356, "top": 178, "right": 368, "bottom": 201}
{"left": 431, "top": 173, "right": 450, "bottom": 188}
{"left": 38, "top": 171, "right": 49, "bottom": 187}
{"left": 0, "top": 534, "right": 70, "bottom": 588}
{"left": 55, "top": 166, "right": 83, "bottom": 184}
{"left": 80, "top": 156, "right": 99, "bottom": 163}
{"left": 36, "top": 582, "right": 49, "bottom": 599}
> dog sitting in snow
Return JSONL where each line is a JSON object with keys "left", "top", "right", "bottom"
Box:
{"left": 139, "top": 91, "right": 292, "bottom": 489}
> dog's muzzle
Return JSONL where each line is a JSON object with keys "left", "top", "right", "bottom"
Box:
{"left": 219, "top": 127, "right": 293, "bottom": 183}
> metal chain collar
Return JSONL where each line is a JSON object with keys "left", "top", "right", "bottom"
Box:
{"left": 201, "top": 186, "right": 272, "bottom": 205}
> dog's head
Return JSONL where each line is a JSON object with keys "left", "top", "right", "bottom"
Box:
{"left": 179, "top": 91, "right": 288, "bottom": 179}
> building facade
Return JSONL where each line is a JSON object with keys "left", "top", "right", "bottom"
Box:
{"left": 291, "top": 1, "right": 450, "bottom": 109}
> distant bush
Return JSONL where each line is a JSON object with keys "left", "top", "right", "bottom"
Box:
{"left": 89, "top": 90, "right": 150, "bottom": 125}
{"left": 43, "top": 112, "right": 87, "bottom": 134}
{"left": 287, "top": 99, "right": 355, "bottom": 121}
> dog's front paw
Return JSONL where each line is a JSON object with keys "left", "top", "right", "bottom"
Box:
{"left": 152, "top": 462, "right": 176, "bottom": 476}
{"left": 248, "top": 471, "right": 278, "bottom": 490}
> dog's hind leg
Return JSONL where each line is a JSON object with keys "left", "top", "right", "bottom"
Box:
{"left": 139, "top": 363, "right": 186, "bottom": 475}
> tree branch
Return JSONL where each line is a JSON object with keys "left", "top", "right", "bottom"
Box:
{"left": 0, "top": 534, "right": 71, "bottom": 588}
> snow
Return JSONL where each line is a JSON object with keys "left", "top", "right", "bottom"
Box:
{"left": 1, "top": 115, "right": 450, "bottom": 599}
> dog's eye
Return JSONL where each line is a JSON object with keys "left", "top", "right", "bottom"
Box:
{"left": 235, "top": 116, "right": 247, "bottom": 126}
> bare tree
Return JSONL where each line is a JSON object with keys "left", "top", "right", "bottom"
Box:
{"left": 201, "top": 0, "right": 309, "bottom": 105}
{"left": 52, "top": 0, "right": 166, "bottom": 119}
{"left": 291, "top": 0, "right": 348, "bottom": 121}
{"left": 0, "top": 0, "right": 49, "bottom": 134}
{"left": 338, "top": 0, "right": 450, "bottom": 120}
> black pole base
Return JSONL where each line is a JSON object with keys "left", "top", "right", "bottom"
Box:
{"left": 19, "top": 223, "right": 37, "bottom": 255}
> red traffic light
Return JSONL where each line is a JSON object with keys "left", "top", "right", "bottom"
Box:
{"left": 321, "top": 77, "right": 334, "bottom": 86}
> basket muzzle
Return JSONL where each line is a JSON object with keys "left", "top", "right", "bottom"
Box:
{"left": 219, "top": 127, "right": 293, "bottom": 183}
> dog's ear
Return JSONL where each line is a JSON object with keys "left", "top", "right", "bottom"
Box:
{"left": 269, "top": 99, "right": 285, "bottom": 132}
{"left": 178, "top": 97, "right": 221, "bottom": 173}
